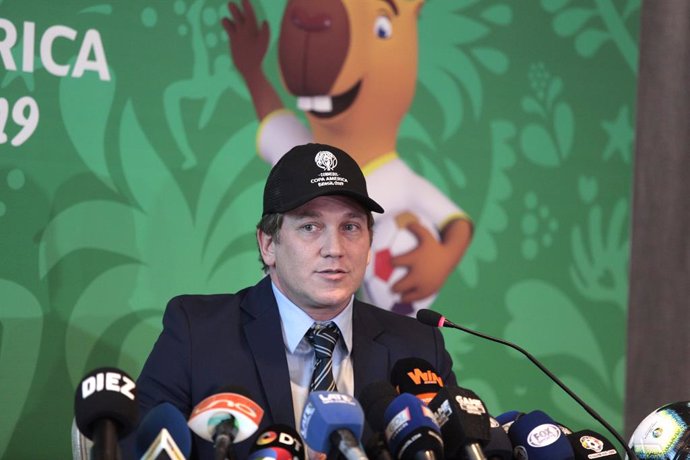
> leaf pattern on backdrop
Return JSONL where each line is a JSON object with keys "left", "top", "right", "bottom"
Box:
{"left": 0, "top": 1, "right": 640, "bottom": 456}
{"left": 505, "top": 279, "right": 623, "bottom": 428}
{"left": 39, "top": 100, "right": 263, "bottom": 385}
{"left": 417, "top": 1, "right": 511, "bottom": 139}
{"left": 542, "top": 0, "right": 639, "bottom": 71}
{"left": 0, "top": 280, "right": 43, "bottom": 459}
{"left": 570, "top": 197, "right": 629, "bottom": 308}
{"left": 519, "top": 64, "right": 574, "bottom": 168}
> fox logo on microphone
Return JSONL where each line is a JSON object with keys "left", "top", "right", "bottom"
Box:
{"left": 81, "top": 370, "right": 136, "bottom": 400}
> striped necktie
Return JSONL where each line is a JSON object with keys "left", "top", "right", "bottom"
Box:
{"left": 306, "top": 322, "right": 340, "bottom": 392}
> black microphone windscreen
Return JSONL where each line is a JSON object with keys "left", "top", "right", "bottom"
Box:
{"left": 74, "top": 367, "right": 139, "bottom": 439}
{"left": 358, "top": 381, "right": 398, "bottom": 432}
{"left": 390, "top": 357, "right": 444, "bottom": 401}
{"left": 567, "top": 429, "right": 621, "bottom": 459}
{"left": 484, "top": 424, "right": 512, "bottom": 460}
{"left": 249, "top": 424, "right": 306, "bottom": 460}
{"left": 416, "top": 309, "right": 444, "bottom": 327}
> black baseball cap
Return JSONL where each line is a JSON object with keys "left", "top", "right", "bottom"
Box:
{"left": 262, "top": 143, "right": 385, "bottom": 215}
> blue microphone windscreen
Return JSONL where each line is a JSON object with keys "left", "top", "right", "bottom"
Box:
{"left": 300, "top": 391, "right": 364, "bottom": 453}
{"left": 135, "top": 402, "right": 192, "bottom": 458}
{"left": 508, "top": 410, "right": 574, "bottom": 460}
{"left": 495, "top": 410, "right": 522, "bottom": 426}
{"left": 383, "top": 393, "right": 441, "bottom": 457}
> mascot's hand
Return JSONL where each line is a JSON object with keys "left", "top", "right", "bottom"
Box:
{"left": 221, "top": 0, "right": 270, "bottom": 79}
{"left": 390, "top": 222, "right": 455, "bottom": 302}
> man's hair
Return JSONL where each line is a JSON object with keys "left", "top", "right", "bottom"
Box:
{"left": 256, "top": 211, "right": 375, "bottom": 273}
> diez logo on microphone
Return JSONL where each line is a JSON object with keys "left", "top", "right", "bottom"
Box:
{"left": 81, "top": 371, "right": 135, "bottom": 400}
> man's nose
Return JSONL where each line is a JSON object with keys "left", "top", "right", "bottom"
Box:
{"left": 321, "top": 229, "right": 344, "bottom": 257}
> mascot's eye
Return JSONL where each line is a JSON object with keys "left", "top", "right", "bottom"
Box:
{"left": 374, "top": 16, "right": 393, "bottom": 39}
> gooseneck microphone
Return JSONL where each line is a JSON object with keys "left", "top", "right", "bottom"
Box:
{"left": 416, "top": 309, "right": 639, "bottom": 460}
{"left": 74, "top": 367, "right": 139, "bottom": 460}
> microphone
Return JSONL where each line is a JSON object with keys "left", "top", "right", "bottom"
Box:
{"left": 483, "top": 418, "right": 512, "bottom": 460}
{"left": 427, "top": 386, "right": 490, "bottom": 460}
{"left": 494, "top": 411, "right": 523, "bottom": 430}
{"left": 136, "top": 402, "right": 192, "bottom": 460}
{"left": 383, "top": 392, "right": 444, "bottom": 460}
{"left": 358, "top": 381, "right": 400, "bottom": 460}
{"left": 507, "top": 410, "right": 575, "bottom": 459}
{"left": 74, "top": 367, "right": 139, "bottom": 460}
{"left": 299, "top": 391, "right": 368, "bottom": 460}
{"left": 248, "top": 424, "right": 306, "bottom": 460}
{"left": 187, "top": 386, "right": 264, "bottom": 460}
{"left": 390, "top": 358, "right": 444, "bottom": 404}
{"left": 567, "top": 429, "right": 622, "bottom": 459}
{"left": 417, "top": 309, "right": 639, "bottom": 459}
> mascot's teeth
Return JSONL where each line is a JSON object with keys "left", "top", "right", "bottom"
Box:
{"left": 297, "top": 96, "right": 333, "bottom": 113}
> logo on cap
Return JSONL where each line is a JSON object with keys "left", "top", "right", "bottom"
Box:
{"left": 315, "top": 151, "right": 338, "bottom": 171}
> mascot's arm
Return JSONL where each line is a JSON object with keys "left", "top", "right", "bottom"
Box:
{"left": 391, "top": 217, "right": 473, "bottom": 302}
{"left": 222, "top": 0, "right": 283, "bottom": 119}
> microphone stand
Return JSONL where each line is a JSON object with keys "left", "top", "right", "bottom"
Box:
{"left": 425, "top": 312, "right": 638, "bottom": 460}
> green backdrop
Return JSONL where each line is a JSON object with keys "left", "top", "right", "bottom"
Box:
{"left": 0, "top": 0, "right": 638, "bottom": 457}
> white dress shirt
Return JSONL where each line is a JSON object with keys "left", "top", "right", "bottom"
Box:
{"left": 271, "top": 282, "right": 355, "bottom": 427}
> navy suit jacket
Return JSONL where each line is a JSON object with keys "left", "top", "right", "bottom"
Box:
{"left": 135, "top": 276, "right": 456, "bottom": 459}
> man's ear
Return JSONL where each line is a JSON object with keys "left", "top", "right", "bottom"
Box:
{"left": 257, "top": 229, "right": 276, "bottom": 267}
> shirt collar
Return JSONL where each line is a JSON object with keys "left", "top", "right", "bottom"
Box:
{"left": 271, "top": 282, "right": 353, "bottom": 354}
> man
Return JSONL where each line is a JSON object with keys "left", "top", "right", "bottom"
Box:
{"left": 136, "top": 143, "right": 456, "bottom": 459}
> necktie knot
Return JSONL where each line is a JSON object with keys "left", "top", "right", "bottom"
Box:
{"left": 306, "top": 322, "right": 340, "bottom": 359}
{"left": 306, "top": 322, "right": 340, "bottom": 392}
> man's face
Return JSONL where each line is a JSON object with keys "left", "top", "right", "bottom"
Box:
{"left": 258, "top": 195, "right": 372, "bottom": 320}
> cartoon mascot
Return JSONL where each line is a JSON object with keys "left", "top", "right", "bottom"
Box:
{"left": 222, "top": 0, "right": 472, "bottom": 316}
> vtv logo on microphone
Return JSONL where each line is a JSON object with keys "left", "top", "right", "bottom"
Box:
{"left": 81, "top": 371, "right": 135, "bottom": 400}
{"left": 406, "top": 368, "right": 443, "bottom": 386}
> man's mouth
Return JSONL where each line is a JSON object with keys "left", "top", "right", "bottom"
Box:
{"left": 296, "top": 81, "right": 361, "bottom": 119}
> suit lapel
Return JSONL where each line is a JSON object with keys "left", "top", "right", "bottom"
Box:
{"left": 242, "top": 277, "right": 295, "bottom": 426}
{"left": 352, "top": 300, "right": 390, "bottom": 396}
